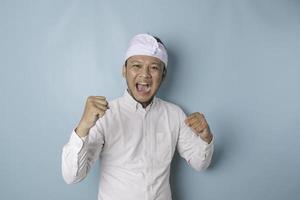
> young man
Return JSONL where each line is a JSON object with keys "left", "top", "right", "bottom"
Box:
{"left": 62, "top": 33, "right": 214, "bottom": 200}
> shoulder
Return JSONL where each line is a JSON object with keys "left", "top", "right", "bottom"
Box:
{"left": 95, "top": 96, "right": 121, "bottom": 122}
{"left": 108, "top": 96, "right": 121, "bottom": 107}
{"left": 156, "top": 97, "right": 186, "bottom": 116}
{"left": 104, "top": 96, "right": 123, "bottom": 115}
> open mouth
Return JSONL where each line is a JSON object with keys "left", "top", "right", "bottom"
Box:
{"left": 136, "top": 82, "right": 151, "bottom": 94}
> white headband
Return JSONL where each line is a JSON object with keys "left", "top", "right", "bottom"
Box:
{"left": 124, "top": 33, "right": 168, "bottom": 67}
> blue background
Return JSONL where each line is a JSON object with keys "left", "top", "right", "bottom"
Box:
{"left": 1, "top": 0, "right": 300, "bottom": 199}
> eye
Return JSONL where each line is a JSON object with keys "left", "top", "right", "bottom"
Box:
{"left": 150, "top": 65, "right": 159, "bottom": 71}
{"left": 132, "top": 64, "right": 141, "bottom": 68}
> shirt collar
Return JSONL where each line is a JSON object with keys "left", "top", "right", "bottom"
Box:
{"left": 122, "top": 89, "right": 157, "bottom": 112}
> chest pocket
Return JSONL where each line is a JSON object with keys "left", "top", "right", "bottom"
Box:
{"left": 154, "top": 131, "right": 175, "bottom": 164}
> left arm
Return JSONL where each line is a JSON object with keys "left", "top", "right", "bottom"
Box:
{"left": 177, "top": 110, "right": 214, "bottom": 171}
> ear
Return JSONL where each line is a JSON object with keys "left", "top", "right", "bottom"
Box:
{"left": 122, "top": 65, "right": 126, "bottom": 78}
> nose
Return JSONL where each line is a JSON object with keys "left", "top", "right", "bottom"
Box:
{"left": 139, "top": 66, "right": 151, "bottom": 78}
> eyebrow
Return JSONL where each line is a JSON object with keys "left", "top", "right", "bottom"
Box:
{"left": 130, "top": 60, "right": 142, "bottom": 64}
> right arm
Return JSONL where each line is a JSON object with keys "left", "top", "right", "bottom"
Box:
{"left": 61, "top": 123, "right": 104, "bottom": 184}
{"left": 61, "top": 96, "right": 109, "bottom": 184}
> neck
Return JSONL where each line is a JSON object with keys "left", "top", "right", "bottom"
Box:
{"left": 141, "top": 100, "right": 153, "bottom": 108}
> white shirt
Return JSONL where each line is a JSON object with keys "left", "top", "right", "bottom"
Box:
{"left": 62, "top": 90, "right": 214, "bottom": 200}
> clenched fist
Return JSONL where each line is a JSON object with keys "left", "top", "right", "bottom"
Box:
{"left": 76, "top": 96, "right": 109, "bottom": 138}
{"left": 185, "top": 112, "right": 213, "bottom": 144}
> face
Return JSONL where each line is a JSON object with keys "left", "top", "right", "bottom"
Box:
{"left": 122, "top": 55, "right": 165, "bottom": 107}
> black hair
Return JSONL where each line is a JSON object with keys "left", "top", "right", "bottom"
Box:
{"left": 153, "top": 36, "right": 165, "bottom": 46}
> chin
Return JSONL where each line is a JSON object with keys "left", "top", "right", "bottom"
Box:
{"left": 131, "top": 89, "right": 155, "bottom": 103}
{"left": 134, "top": 93, "right": 153, "bottom": 103}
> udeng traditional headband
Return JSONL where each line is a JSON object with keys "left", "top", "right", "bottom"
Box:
{"left": 124, "top": 33, "right": 168, "bottom": 67}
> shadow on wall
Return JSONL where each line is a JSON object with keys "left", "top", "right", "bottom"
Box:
{"left": 209, "top": 113, "right": 237, "bottom": 171}
{"left": 170, "top": 112, "right": 239, "bottom": 199}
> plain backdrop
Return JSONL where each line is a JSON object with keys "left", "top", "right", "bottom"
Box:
{"left": 1, "top": 0, "right": 300, "bottom": 200}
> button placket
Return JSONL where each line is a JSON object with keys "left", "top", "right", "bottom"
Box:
{"left": 140, "top": 109, "right": 149, "bottom": 200}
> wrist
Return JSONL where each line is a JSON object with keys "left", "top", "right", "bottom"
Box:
{"left": 203, "top": 133, "right": 213, "bottom": 144}
{"left": 200, "top": 127, "right": 213, "bottom": 144}
{"left": 76, "top": 121, "right": 90, "bottom": 138}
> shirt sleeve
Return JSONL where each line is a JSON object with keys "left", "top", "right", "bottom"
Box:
{"left": 176, "top": 108, "right": 214, "bottom": 171}
{"left": 61, "top": 119, "right": 105, "bottom": 184}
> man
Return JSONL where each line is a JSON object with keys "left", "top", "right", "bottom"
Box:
{"left": 62, "top": 33, "right": 214, "bottom": 200}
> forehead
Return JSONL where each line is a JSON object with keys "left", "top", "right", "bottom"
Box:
{"left": 127, "top": 55, "right": 162, "bottom": 65}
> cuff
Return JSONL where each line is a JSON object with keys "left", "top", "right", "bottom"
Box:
{"left": 68, "top": 129, "right": 87, "bottom": 152}
{"left": 198, "top": 134, "right": 214, "bottom": 151}
{"left": 196, "top": 136, "right": 214, "bottom": 161}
